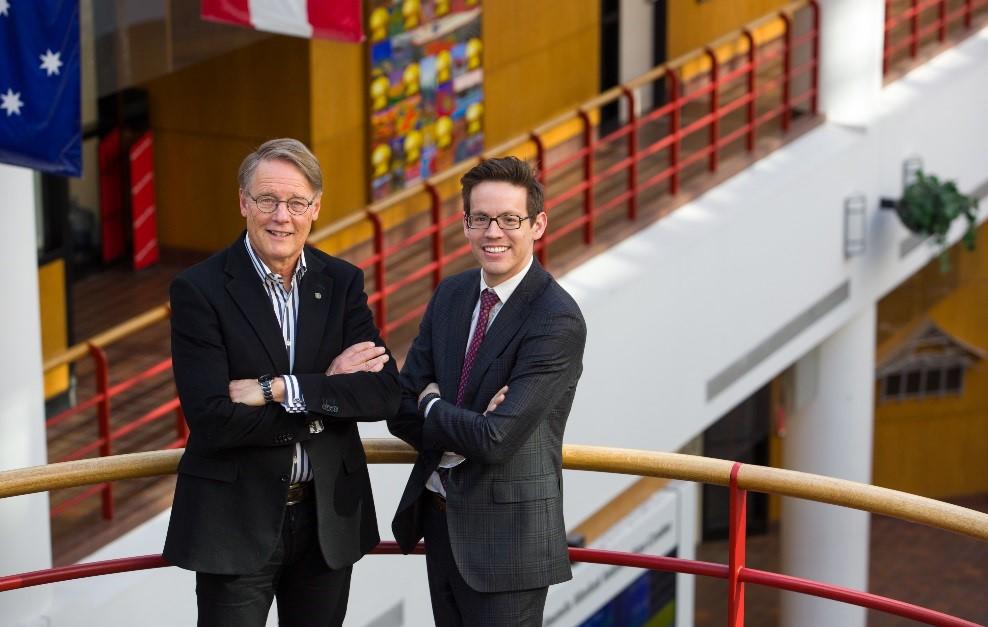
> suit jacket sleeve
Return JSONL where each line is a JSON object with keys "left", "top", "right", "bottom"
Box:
{"left": 171, "top": 275, "right": 313, "bottom": 451}
{"left": 386, "top": 286, "right": 440, "bottom": 450}
{"left": 294, "top": 267, "right": 400, "bottom": 421}
{"left": 422, "top": 308, "right": 586, "bottom": 464}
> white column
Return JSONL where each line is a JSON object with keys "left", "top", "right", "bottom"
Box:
{"left": 780, "top": 305, "right": 875, "bottom": 627}
{"left": 0, "top": 163, "right": 53, "bottom": 625}
{"left": 816, "top": 0, "right": 886, "bottom": 126}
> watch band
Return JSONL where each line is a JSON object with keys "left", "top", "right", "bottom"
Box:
{"left": 418, "top": 392, "right": 440, "bottom": 416}
{"left": 258, "top": 374, "right": 275, "bottom": 403}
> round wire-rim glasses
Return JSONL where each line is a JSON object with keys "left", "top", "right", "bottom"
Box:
{"left": 246, "top": 192, "right": 316, "bottom": 216}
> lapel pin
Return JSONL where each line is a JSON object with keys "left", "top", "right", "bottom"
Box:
{"left": 314, "top": 292, "right": 322, "bottom": 299}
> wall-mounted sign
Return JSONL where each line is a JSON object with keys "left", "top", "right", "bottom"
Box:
{"left": 367, "top": 0, "right": 483, "bottom": 200}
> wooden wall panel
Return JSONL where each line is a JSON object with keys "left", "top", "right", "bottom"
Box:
{"left": 39, "top": 259, "right": 69, "bottom": 399}
{"left": 309, "top": 38, "right": 368, "bottom": 224}
{"left": 667, "top": 0, "right": 791, "bottom": 59}
{"left": 483, "top": 0, "right": 600, "bottom": 146}
{"left": 874, "top": 224, "right": 988, "bottom": 498}
{"left": 146, "top": 37, "right": 310, "bottom": 252}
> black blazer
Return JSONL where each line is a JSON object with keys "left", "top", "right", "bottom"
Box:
{"left": 389, "top": 260, "right": 586, "bottom": 593}
{"left": 163, "top": 232, "right": 400, "bottom": 575}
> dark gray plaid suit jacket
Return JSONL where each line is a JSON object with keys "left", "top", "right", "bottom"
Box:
{"left": 389, "top": 260, "right": 586, "bottom": 593}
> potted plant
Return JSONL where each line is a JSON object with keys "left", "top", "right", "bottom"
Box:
{"left": 881, "top": 170, "right": 979, "bottom": 271}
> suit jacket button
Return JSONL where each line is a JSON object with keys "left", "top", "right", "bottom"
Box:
{"left": 280, "top": 475, "right": 289, "bottom": 483}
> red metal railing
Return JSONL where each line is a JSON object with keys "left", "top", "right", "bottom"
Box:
{"left": 45, "top": 343, "right": 187, "bottom": 520}
{"left": 1, "top": 449, "right": 983, "bottom": 626}
{"left": 883, "top": 0, "right": 988, "bottom": 76}
{"left": 44, "top": 4, "right": 823, "bottom": 526}
{"left": 328, "top": 0, "right": 820, "bottom": 346}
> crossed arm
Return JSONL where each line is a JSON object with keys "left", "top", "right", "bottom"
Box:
{"left": 388, "top": 290, "right": 585, "bottom": 463}
{"left": 228, "top": 342, "right": 391, "bottom": 405}
{"left": 172, "top": 270, "right": 398, "bottom": 453}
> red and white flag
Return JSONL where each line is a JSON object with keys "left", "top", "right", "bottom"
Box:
{"left": 201, "top": 0, "right": 364, "bottom": 42}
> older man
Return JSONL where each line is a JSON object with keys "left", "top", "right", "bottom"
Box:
{"left": 164, "top": 138, "right": 399, "bottom": 626}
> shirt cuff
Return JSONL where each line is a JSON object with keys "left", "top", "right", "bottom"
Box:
{"left": 425, "top": 397, "right": 441, "bottom": 417}
{"left": 281, "top": 375, "right": 306, "bottom": 413}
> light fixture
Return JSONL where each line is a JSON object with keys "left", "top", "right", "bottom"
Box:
{"left": 844, "top": 193, "right": 866, "bottom": 258}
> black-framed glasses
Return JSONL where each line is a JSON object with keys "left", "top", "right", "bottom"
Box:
{"left": 464, "top": 213, "right": 532, "bottom": 230}
{"left": 246, "top": 192, "right": 316, "bottom": 216}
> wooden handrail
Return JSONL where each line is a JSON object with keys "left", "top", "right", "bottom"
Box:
{"left": 3, "top": 441, "right": 986, "bottom": 543}
{"left": 43, "top": 304, "right": 171, "bottom": 372}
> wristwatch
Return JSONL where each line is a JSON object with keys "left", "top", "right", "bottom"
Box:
{"left": 418, "top": 392, "right": 440, "bottom": 417}
{"left": 257, "top": 374, "right": 275, "bottom": 403}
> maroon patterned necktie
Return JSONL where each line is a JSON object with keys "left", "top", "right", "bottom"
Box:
{"left": 455, "top": 288, "right": 500, "bottom": 406}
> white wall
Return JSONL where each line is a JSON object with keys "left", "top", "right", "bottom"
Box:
{"left": 18, "top": 25, "right": 988, "bottom": 627}
{"left": 0, "top": 164, "right": 53, "bottom": 627}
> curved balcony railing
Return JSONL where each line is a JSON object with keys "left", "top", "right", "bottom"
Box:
{"left": 2, "top": 443, "right": 986, "bottom": 626}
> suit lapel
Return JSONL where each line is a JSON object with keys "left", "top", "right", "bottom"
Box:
{"left": 294, "top": 249, "right": 333, "bottom": 374}
{"left": 442, "top": 272, "right": 480, "bottom": 400}
{"left": 462, "top": 261, "right": 551, "bottom": 407}
{"left": 225, "top": 234, "right": 291, "bottom": 374}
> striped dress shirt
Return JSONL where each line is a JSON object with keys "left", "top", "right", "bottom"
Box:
{"left": 245, "top": 234, "right": 313, "bottom": 483}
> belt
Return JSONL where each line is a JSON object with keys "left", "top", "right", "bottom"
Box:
{"left": 286, "top": 482, "right": 312, "bottom": 506}
{"left": 427, "top": 490, "right": 447, "bottom": 513}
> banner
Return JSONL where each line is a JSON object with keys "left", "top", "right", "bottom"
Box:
{"left": 367, "top": 0, "right": 483, "bottom": 200}
{"left": 201, "top": 0, "right": 364, "bottom": 42}
{"left": 0, "top": 0, "right": 81, "bottom": 176}
{"left": 129, "top": 132, "right": 159, "bottom": 270}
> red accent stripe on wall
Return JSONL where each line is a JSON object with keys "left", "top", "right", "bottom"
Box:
{"left": 201, "top": 0, "right": 251, "bottom": 27}
{"left": 307, "top": 0, "right": 364, "bottom": 42}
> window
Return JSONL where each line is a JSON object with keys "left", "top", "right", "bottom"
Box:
{"left": 879, "top": 365, "right": 966, "bottom": 402}
{"left": 876, "top": 323, "right": 980, "bottom": 403}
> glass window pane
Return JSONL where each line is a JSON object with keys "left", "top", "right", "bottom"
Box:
{"left": 944, "top": 366, "right": 963, "bottom": 393}
{"left": 924, "top": 369, "right": 942, "bottom": 395}
{"left": 904, "top": 370, "right": 922, "bottom": 396}
{"left": 884, "top": 374, "right": 902, "bottom": 398}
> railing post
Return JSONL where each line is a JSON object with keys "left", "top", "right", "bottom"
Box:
{"left": 668, "top": 69, "right": 681, "bottom": 195}
{"left": 964, "top": 0, "right": 973, "bottom": 28}
{"left": 425, "top": 182, "right": 444, "bottom": 289}
{"left": 780, "top": 11, "right": 793, "bottom": 133}
{"left": 742, "top": 30, "right": 756, "bottom": 153}
{"left": 621, "top": 87, "right": 639, "bottom": 220}
{"left": 530, "top": 132, "right": 549, "bottom": 266}
{"left": 910, "top": 0, "right": 919, "bottom": 58}
{"left": 705, "top": 47, "right": 719, "bottom": 172}
{"left": 883, "top": 0, "right": 892, "bottom": 76}
{"left": 578, "top": 109, "right": 595, "bottom": 245}
{"left": 728, "top": 462, "right": 747, "bottom": 627}
{"left": 809, "top": 1, "right": 820, "bottom": 116}
{"left": 89, "top": 343, "right": 114, "bottom": 520}
{"left": 368, "top": 211, "right": 388, "bottom": 343}
{"left": 937, "top": 0, "right": 947, "bottom": 42}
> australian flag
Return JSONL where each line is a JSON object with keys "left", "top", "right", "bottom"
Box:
{"left": 0, "top": 0, "right": 80, "bottom": 176}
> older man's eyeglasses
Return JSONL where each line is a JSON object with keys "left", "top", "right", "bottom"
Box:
{"left": 465, "top": 213, "right": 532, "bottom": 230}
{"left": 246, "top": 192, "right": 315, "bottom": 216}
